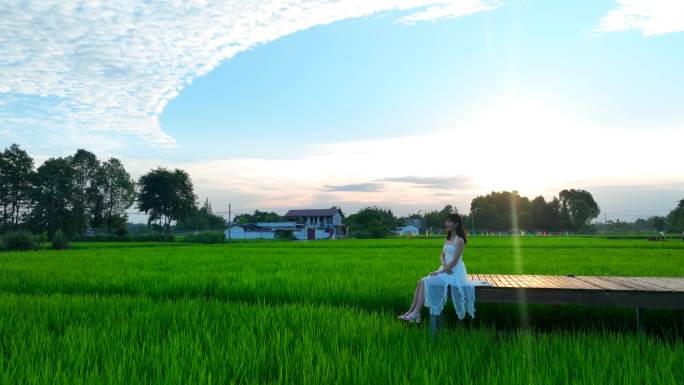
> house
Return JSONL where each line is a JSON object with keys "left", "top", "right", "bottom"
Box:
{"left": 284, "top": 208, "right": 347, "bottom": 240}
{"left": 395, "top": 225, "right": 420, "bottom": 236}
{"left": 225, "top": 222, "right": 301, "bottom": 240}
{"left": 403, "top": 218, "right": 424, "bottom": 232}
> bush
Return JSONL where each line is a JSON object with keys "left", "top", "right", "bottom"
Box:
{"left": 51, "top": 229, "right": 70, "bottom": 250}
{"left": 0, "top": 238, "right": 4, "bottom": 251}
{"left": 182, "top": 231, "right": 225, "bottom": 244}
{"left": 114, "top": 226, "right": 128, "bottom": 237}
{"left": 1, "top": 231, "right": 40, "bottom": 251}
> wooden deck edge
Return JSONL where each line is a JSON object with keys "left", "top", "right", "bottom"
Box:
{"left": 475, "top": 287, "right": 684, "bottom": 309}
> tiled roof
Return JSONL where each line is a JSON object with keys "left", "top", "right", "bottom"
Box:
{"left": 284, "top": 208, "right": 343, "bottom": 217}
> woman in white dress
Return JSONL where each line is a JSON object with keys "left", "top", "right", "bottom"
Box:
{"left": 397, "top": 212, "right": 477, "bottom": 323}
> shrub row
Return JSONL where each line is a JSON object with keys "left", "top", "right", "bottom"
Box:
{"left": 180, "top": 231, "right": 225, "bottom": 244}
{"left": 0, "top": 231, "right": 41, "bottom": 251}
{"left": 71, "top": 233, "right": 176, "bottom": 243}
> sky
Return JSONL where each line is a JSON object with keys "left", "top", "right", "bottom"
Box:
{"left": 1, "top": 0, "right": 683, "bottom": 222}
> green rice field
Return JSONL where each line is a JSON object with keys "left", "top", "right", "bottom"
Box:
{"left": 1, "top": 237, "right": 683, "bottom": 384}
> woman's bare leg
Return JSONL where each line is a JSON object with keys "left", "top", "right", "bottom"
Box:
{"left": 402, "top": 280, "right": 422, "bottom": 316}
{"left": 406, "top": 279, "right": 426, "bottom": 317}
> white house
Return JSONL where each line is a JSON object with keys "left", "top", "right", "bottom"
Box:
{"left": 225, "top": 208, "right": 348, "bottom": 241}
{"left": 225, "top": 223, "right": 280, "bottom": 240}
{"left": 396, "top": 225, "right": 420, "bottom": 236}
{"left": 284, "top": 208, "right": 347, "bottom": 240}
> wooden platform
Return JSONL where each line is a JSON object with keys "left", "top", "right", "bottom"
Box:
{"left": 469, "top": 274, "right": 684, "bottom": 309}
{"left": 429, "top": 274, "right": 684, "bottom": 336}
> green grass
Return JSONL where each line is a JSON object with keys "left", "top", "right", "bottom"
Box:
{"left": 1, "top": 237, "right": 683, "bottom": 384}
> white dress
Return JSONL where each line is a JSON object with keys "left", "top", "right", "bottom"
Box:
{"left": 422, "top": 239, "right": 489, "bottom": 318}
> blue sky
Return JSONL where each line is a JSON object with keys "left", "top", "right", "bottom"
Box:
{"left": 1, "top": 0, "right": 683, "bottom": 221}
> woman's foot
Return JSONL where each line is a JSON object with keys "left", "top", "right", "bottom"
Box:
{"left": 402, "top": 311, "right": 421, "bottom": 323}
{"left": 396, "top": 311, "right": 411, "bottom": 320}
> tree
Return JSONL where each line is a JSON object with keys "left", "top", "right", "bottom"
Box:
{"left": 176, "top": 198, "right": 227, "bottom": 231}
{"left": 137, "top": 168, "right": 197, "bottom": 233}
{"left": 98, "top": 158, "right": 135, "bottom": 232}
{"left": 666, "top": 200, "right": 684, "bottom": 232}
{"left": 68, "top": 149, "right": 101, "bottom": 235}
{"left": 234, "top": 210, "right": 282, "bottom": 224}
{"left": 423, "top": 205, "right": 459, "bottom": 234}
{"left": 470, "top": 191, "right": 531, "bottom": 231}
{"left": 528, "top": 196, "right": 561, "bottom": 232}
{"left": 344, "top": 206, "right": 397, "bottom": 238}
{"left": 646, "top": 216, "right": 666, "bottom": 232}
{"left": 0, "top": 144, "right": 34, "bottom": 229}
{"left": 28, "top": 157, "right": 79, "bottom": 238}
{"left": 558, "top": 189, "right": 600, "bottom": 231}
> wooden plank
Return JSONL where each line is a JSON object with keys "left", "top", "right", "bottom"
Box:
{"left": 602, "top": 277, "right": 671, "bottom": 292}
{"left": 488, "top": 274, "right": 506, "bottom": 288}
{"left": 501, "top": 274, "right": 520, "bottom": 288}
{"left": 535, "top": 275, "right": 581, "bottom": 289}
{"left": 617, "top": 278, "right": 671, "bottom": 291}
{"left": 501, "top": 274, "right": 521, "bottom": 288}
{"left": 478, "top": 274, "right": 495, "bottom": 286}
{"left": 527, "top": 275, "right": 554, "bottom": 289}
{"left": 574, "top": 276, "right": 634, "bottom": 291}
{"left": 630, "top": 278, "right": 684, "bottom": 292}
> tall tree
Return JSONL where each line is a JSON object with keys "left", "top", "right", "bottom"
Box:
{"left": 176, "top": 198, "right": 227, "bottom": 231}
{"left": 646, "top": 216, "right": 667, "bottom": 232}
{"left": 470, "top": 191, "right": 531, "bottom": 231}
{"left": 527, "top": 196, "right": 561, "bottom": 231}
{"left": 137, "top": 168, "right": 197, "bottom": 233}
{"left": 666, "top": 199, "right": 684, "bottom": 232}
{"left": 0, "top": 144, "right": 34, "bottom": 228}
{"left": 98, "top": 158, "right": 136, "bottom": 232}
{"left": 68, "top": 149, "right": 101, "bottom": 235}
{"left": 29, "top": 157, "right": 79, "bottom": 238}
{"left": 558, "top": 189, "right": 600, "bottom": 231}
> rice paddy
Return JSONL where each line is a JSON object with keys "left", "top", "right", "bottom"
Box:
{"left": 1, "top": 237, "right": 683, "bottom": 384}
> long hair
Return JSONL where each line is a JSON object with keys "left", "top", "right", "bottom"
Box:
{"left": 446, "top": 213, "right": 467, "bottom": 244}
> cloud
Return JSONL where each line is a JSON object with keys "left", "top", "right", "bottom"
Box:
{"left": 596, "top": 0, "right": 684, "bottom": 36}
{"left": 322, "top": 183, "right": 383, "bottom": 192}
{"left": 0, "top": 1, "right": 499, "bottom": 148}
{"left": 397, "top": 0, "right": 503, "bottom": 25}
{"left": 377, "top": 175, "right": 471, "bottom": 189}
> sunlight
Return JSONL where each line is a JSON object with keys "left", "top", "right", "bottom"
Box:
{"left": 509, "top": 192, "right": 529, "bottom": 329}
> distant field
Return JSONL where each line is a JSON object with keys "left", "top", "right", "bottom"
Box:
{"left": 1, "top": 237, "right": 683, "bottom": 384}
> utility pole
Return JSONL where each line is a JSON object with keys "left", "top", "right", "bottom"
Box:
{"left": 227, "top": 203, "right": 232, "bottom": 241}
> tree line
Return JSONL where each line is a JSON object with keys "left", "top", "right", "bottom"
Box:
{"left": 340, "top": 191, "right": 684, "bottom": 238}
{"left": 4, "top": 142, "right": 683, "bottom": 240}
{"left": 0, "top": 143, "right": 225, "bottom": 239}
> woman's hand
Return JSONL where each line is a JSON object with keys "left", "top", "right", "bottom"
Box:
{"left": 429, "top": 270, "right": 442, "bottom": 276}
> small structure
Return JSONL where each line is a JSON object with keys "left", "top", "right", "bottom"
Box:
{"left": 225, "top": 222, "right": 303, "bottom": 240}
{"left": 284, "top": 208, "right": 347, "bottom": 240}
{"left": 403, "top": 218, "right": 424, "bottom": 232}
{"left": 396, "top": 225, "right": 420, "bottom": 236}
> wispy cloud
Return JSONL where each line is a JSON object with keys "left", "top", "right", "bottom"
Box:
{"left": 596, "top": 0, "right": 684, "bottom": 36}
{"left": 322, "top": 183, "right": 383, "bottom": 192}
{"left": 0, "top": 1, "right": 499, "bottom": 148}
{"left": 377, "top": 175, "right": 471, "bottom": 189}
{"left": 397, "top": 0, "right": 503, "bottom": 25}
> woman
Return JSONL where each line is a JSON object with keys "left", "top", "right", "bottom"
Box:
{"left": 397, "top": 212, "right": 477, "bottom": 323}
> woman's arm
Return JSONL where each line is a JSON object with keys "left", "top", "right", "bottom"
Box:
{"left": 442, "top": 238, "right": 465, "bottom": 273}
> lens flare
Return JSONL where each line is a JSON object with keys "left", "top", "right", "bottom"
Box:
{"left": 510, "top": 193, "right": 529, "bottom": 329}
